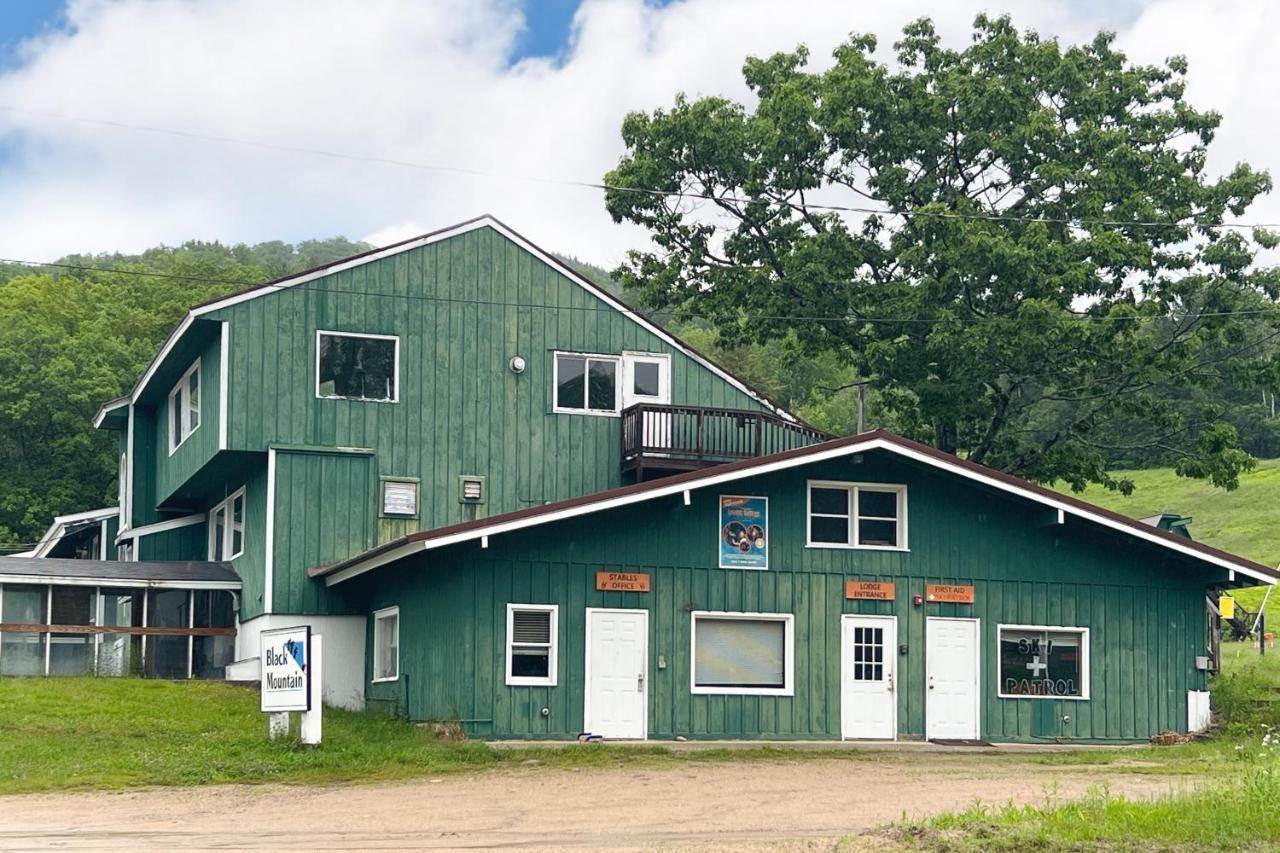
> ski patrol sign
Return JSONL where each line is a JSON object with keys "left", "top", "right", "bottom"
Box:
{"left": 261, "top": 625, "right": 312, "bottom": 712}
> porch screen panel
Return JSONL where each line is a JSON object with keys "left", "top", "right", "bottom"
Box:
{"left": 49, "top": 586, "right": 93, "bottom": 676}
{"left": 145, "top": 589, "right": 189, "bottom": 679}
{"left": 0, "top": 584, "right": 46, "bottom": 676}
{"left": 694, "top": 618, "right": 786, "bottom": 688}
{"left": 99, "top": 589, "right": 139, "bottom": 677}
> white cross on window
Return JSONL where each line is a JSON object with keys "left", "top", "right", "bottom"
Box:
{"left": 1026, "top": 655, "right": 1047, "bottom": 677}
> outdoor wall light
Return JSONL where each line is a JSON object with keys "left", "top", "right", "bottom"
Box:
{"left": 912, "top": 594, "right": 924, "bottom": 606}
{"left": 509, "top": 355, "right": 527, "bottom": 373}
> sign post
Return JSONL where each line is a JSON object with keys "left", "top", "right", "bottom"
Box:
{"left": 260, "top": 625, "right": 322, "bottom": 745}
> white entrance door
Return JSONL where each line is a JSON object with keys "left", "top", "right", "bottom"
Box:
{"left": 841, "top": 615, "right": 897, "bottom": 739}
{"left": 926, "top": 617, "right": 981, "bottom": 740}
{"left": 584, "top": 608, "right": 648, "bottom": 739}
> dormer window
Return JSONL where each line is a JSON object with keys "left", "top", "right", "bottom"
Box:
{"left": 168, "top": 360, "right": 201, "bottom": 453}
{"left": 316, "top": 331, "right": 399, "bottom": 402}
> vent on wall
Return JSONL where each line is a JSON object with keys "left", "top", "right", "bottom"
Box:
{"left": 382, "top": 479, "right": 418, "bottom": 517}
{"left": 459, "top": 475, "right": 485, "bottom": 504}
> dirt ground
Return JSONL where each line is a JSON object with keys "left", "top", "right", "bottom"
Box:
{"left": 0, "top": 754, "right": 1194, "bottom": 852}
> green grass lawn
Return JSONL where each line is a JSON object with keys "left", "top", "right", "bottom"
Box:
{"left": 0, "top": 677, "right": 887, "bottom": 794}
{"left": 1065, "top": 458, "right": 1280, "bottom": 617}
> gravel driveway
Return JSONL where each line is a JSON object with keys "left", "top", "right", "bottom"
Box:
{"left": 0, "top": 753, "right": 1191, "bottom": 851}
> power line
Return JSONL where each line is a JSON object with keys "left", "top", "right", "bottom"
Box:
{"left": 2, "top": 104, "right": 1278, "bottom": 232}
{"left": 4, "top": 253, "right": 1280, "bottom": 326}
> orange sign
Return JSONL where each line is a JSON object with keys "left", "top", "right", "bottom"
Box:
{"left": 925, "top": 583, "right": 975, "bottom": 604}
{"left": 596, "top": 571, "right": 651, "bottom": 592}
{"left": 846, "top": 581, "right": 895, "bottom": 601}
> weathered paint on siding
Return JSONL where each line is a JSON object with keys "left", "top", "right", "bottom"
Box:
{"left": 208, "top": 224, "right": 770, "bottom": 537}
{"left": 363, "top": 451, "right": 1217, "bottom": 742}
{"left": 268, "top": 449, "right": 374, "bottom": 616}
{"left": 152, "top": 336, "right": 222, "bottom": 505}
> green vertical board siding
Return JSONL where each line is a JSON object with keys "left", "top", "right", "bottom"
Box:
{"left": 128, "top": 406, "right": 159, "bottom": 528}
{"left": 270, "top": 449, "right": 374, "bottom": 616}
{"left": 136, "top": 522, "right": 207, "bottom": 561}
{"left": 208, "top": 225, "right": 772, "bottom": 539}
{"left": 152, "top": 336, "right": 222, "bottom": 505}
{"left": 364, "top": 451, "right": 1218, "bottom": 742}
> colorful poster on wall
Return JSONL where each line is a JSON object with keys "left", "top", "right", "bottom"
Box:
{"left": 719, "top": 495, "right": 768, "bottom": 570}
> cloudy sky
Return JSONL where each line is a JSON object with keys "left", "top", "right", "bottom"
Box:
{"left": 0, "top": 0, "right": 1274, "bottom": 265}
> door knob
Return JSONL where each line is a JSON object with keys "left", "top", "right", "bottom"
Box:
{"left": 637, "top": 672, "right": 645, "bottom": 690}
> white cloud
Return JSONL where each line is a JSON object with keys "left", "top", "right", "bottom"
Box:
{"left": 0, "top": 0, "right": 1271, "bottom": 264}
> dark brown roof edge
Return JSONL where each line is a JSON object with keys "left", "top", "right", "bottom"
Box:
{"left": 309, "top": 430, "right": 1277, "bottom": 583}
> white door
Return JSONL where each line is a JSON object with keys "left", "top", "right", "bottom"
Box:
{"left": 926, "top": 618, "right": 981, "bottom": 740}
{"left": 585, "top": 608, "right": 648, "bottom": 739}
{"left": 841, "top": 615, "right": 897, "bottom": 739}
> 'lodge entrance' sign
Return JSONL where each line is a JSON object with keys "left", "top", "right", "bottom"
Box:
{"left": 596, "top": 571, "right": 651, "bottom": 592}
{"left": 845, "top": 581, "right": 895, "bottom": 601}
{"left": 925, "top": 583, "right": 975, "bottom": 604}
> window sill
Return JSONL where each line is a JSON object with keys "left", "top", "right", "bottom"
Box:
{"left": 316, "top": 394, "right": 399, "bottom": 404}
{"left": 692, "top": 686, "right": 794, "bottom": 697}
{"left": 372, "top": 675, "right": 400, "bottom": 684}
{"left": 551, "top": 407, "right": 620, "bottom": 418}
{"left": 506, "top": 678, "right": 557, "bottom": 687}
{"left": 805, "top": 543, "right": 910, "bottom": 552}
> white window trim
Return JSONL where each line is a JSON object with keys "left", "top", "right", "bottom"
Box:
{"left": 690, "top": 611, "right": 794, "bottom": 697}
{"left": 552, "top": 351, "right": 622, "bottom": 417}
{"left": 995, "top": 623, "right": 1091, "bottom": 701}
{"left": 805, "top": 480, "right": 909, "bottom": 551}
{"left": 208, "top": 487, "right": 246, "bottom": 561}
{"left": 505, "top": 603, "right": 559, "bottom": 686}
{"left": 315, "top": 329, "right": 401, "bottom": 403}
{"left": 621, "top": 351, "right": 672, "bottom": 407}
{"left": 167, "top": 359, "right": 201, "bottom": 454}
{"left": 372, "top": 605, "right": 400, "bottom": 683}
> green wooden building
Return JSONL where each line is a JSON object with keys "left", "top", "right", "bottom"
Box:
{"left": 9, "top": 215, "right": 1275, "bottom": 741}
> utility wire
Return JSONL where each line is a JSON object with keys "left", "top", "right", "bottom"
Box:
{"left": 2, "top": 104, "right": 1279, "bottom": 232}
{"left": 5, "top": 255, "right": 1280, "bottom": 326}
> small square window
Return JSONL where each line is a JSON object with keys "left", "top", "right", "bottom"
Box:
{"left": 506, "top": 604, "right": 557, "bottom": 686}
{"left": 373, "top": 606, "right": 399, "bottom": 682}
{"left": 554, "top": 353, "right": 620, "bottom": 415}
{"left": 807, "top": 482, "right": 906, "bottom": 549}
{"left": 382, "top": 480, "right": 418, "bottom": 516}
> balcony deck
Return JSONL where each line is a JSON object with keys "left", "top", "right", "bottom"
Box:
{"left": 621, "top": 403, "right": 829, "bottom": 481}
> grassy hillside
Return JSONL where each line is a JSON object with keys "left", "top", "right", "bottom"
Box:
{"left": 1067, "top": 459, "right": 1280, "bottom": 616}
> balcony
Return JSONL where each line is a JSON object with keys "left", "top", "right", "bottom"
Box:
{"left": 621, "top": 403, "right": 829, "bottom": 480}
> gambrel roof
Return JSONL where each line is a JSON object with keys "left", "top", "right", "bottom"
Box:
{"left": 312, "top": 429, "right": 1278, "bottom": 588}
{"left": 94, "top": 214, "right": 800, "bottom": 426}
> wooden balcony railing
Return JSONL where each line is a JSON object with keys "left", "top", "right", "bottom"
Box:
{"left": 621, "top": 403, "right": 829, "bottom": 478}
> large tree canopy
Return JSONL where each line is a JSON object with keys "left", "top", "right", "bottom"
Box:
{"left": 605, "top": 15, "right": 1280, "bottom": 493}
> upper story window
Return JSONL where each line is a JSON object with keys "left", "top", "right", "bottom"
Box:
{"left": 209, "top": 487, "right": 245, "bottom": 560}
{"left": 316, "top": 331, "right": 399, "bottom": 403}
{"left": 807, "top": 481, "right": 907, "bottom": 550}
{"left": 554, "top": 352, "right": 619, "bottom": 415}
{"left": 622, "top": 352, "right": 671, "bottom": 407}
{"left": 168, "top": 360, "right": 201, "bottom": 453}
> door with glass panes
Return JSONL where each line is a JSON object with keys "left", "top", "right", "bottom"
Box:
{"left": 841, "top": 615, "right": 897, "bottom": 739}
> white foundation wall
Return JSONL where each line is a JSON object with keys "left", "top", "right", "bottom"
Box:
{"left": 227, "top": 613, "right": 367, "bottom": 711}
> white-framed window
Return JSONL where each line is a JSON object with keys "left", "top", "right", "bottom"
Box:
{"left": 381, "top": 479, "right": 418, "bottom": 517}
{"left": 806, "top": 481, "right": 907, "bottom": 550}
{"left": 316, "top": 330, "right": 399, "bottom": 402}
{"left": 208, "top": 487, "right": 246, "bottom": 560}
{"left": 373, "top": 606, "right": 400, "bottom": 682}
{"left": 167, "top": 359, "right": 201, "bottom": 453}
{"left": 690, "top": 611, "right": 794, "bottom": 696}
{"left": 997, "top": 624, "right": 1090, "bottom": 700}
{"left": 621, "top": 352, "right": 671, "bottom": 407}
{"left": 553, "top": 352, "right": 620, "bottom": 415}
{"left": 506, "top": 603, "right": 558, "bottom": 686}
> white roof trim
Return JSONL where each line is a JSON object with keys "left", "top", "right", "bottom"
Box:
{"left": 120, "top": 215, "right": 794, "bottom": 420}
{"left": 92, "top": 397, "right": 130, "bottom": 429}
{"left": 115, "top": 513, "right": 205, "bottom": 544}
{"left": 29, "top": 507, "right": 118, "bottom": 558}
{"left": 324, "top": 435, "right": 1277, "bottom": 587}
{"left": 0, "top": 574, "right": 239, "bottom": 590}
